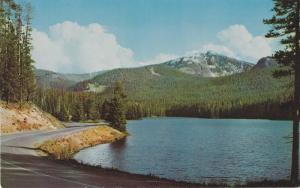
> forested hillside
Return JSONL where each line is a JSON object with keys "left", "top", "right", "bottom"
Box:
{"left": 35, "top": 60, "right": 293, "bottom": 121}
{"left": 93, "top": 65, "right": 293, "bottom": 119}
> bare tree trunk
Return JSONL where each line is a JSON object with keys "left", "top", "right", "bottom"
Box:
{"left": 291, "top": 0, "right": 300, "bottom": 184}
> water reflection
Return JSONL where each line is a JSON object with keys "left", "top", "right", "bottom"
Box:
{"left": 109, "top": 137, "right": 128, "bottom": 150}
{"left": 108, "top": 137, "right": 128, "bottom": 168}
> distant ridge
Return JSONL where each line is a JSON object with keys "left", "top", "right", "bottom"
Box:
{"left": 35, "top": 69, "right": 106, "bottom": 89}
{"left": 252, "top": 57, "right": 278, "bottom": 70}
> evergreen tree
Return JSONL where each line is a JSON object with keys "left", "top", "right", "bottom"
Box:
{"left": 0, "top": 0, "right": 5, "bottom": 98}
{"left": 101, "top": 99, "right": 111, "bottom": 121}
{"left": 1, "top": 21, "right": 19, "bottom": 103}
{"left": 71, "top": 102, "right": 82, "bottom": 122}
{"left": 95, "top": 102, "right": 103, "bottom": 120}
{"left": 0, "top": 0, "right": 35, "bottom": 104}
{"left": 264, "top": 0, "right": 300, "bottom": 184}
{"left": 83, "top": 98, "right": 93, "bottom": 120}
{"left": 59, "top": 104, "right": 69, "bottom": 122}
{"left": 110, "top": 82, "right": 127, "bottom": 132}
{"left": 15, "top": 4, "right": 23, "bottom": 105}
{"left": 22, "top": 3, "right": 35, "bottom": 102}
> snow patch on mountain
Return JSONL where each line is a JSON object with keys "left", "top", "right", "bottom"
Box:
{"left": 164, "top": 51, "right": 253, "bottom": 77}
{"left": 149, "top": 67, "right": 161, "bottom": 77}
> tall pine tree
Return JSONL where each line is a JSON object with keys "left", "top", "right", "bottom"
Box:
{"left": 0, "top": 0, "right": 35, "bottom": 105}
{"left": 22, "top": 3, "right": 35, "bottom": 102}
{"left": 1, "top": 18, "right": 19, "bottom": 103}
{"left": 101, "top": 99, "right": 111, "bottom": 121}
{"left": 71, "top": 102, "right": 83, "bottom": 122}
{"left": 264, "top": 0, "right": 300, "bottom": 184}
{"left": 110, "top": 82, "right": 127, "bottom": 132}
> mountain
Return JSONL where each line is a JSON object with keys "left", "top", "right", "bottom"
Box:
{"left": 164, "top": 52, "right": 253, "bottom": 77}
{"left": 35, "top": 69, "right": 106, "bottom": 89}
{"left": 70, "top": 57, "right": 292, "bottom": 119}
{"left": 72, "top": 52, "right": 254, "bottom": 92}
{"left": 37, "top": 53, "right": 292, "bottom": 119}
{"left": 252, "top": 57, "right": 278, "bottom": 70}
{"left": 36, "top": 52, "right": 253, "bottom": 90}
{"left": 37, "top": 54, "right": 293, "bottom": 120}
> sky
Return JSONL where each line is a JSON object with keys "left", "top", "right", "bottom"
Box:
{"left": 23, "top": 0, "right": 276, "bottom": 73}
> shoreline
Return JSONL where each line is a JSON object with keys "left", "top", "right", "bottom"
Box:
{"left": 1, "top": 150, "right": 295, "bottom": 187}
{"left": 1, "top": 152, "right": 203, "bottom": 187}
{"left": 38, "top": 125, "right": 126, "bottom": 159}
{"left": 61, "top": 158, "right": 300, "bottom": 187}
{"left": 129, "top": 116, "right": 293, "bottom": 122}
{"left": 17, "top": 152, "right": 300, "bottom": 187}
{"left": 56, "top": 157, "right": 211, "bottom": 187}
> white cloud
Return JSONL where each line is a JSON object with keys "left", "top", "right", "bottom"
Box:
{"left": 201, "top": 24, "right": 273, "bottom": 62}
{"left": 33, "top": 22, "right": 274, "bottom": 73}
{"left": 32, "top": 21, "right": 135, "bottom": 73}
{"left": 138, "top": 53, "right": 179, "bottom": 66}
{"left": 200, "top": 43, "right": 237, "bottom": 58}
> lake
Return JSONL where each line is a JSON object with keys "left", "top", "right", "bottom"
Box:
{"left": 74, "top": 117, "right": 294, "bottom": 184}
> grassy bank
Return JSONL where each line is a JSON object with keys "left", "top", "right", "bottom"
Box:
{"left": 39, "top": 125, "right": 126, "bottom": 159}
{"left": 0, "top": 102, "right": 64, "bottom": 134}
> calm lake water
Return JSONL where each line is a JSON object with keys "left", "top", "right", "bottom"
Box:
{"left": 74, "top": 117, "right": 294, "bottom": 184}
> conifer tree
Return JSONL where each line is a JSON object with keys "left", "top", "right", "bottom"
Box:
{"left": 83, "top": 98, "right": 93, "bottom": 120}
{"left": 101, "top": 99, "right": 111, "bottom": 121}
{"left": 1, "top": 21, "right": 19, "bottom": 103}
{"left": 22, "top": 3, "right": 35, "bottom": 102}
{"left": 0, "top": 0, "right": 35, "bottom": 104}
{"left": 59, "top": 104, "right": 69, "bottom": 122}
{"left": 264, "top": 0, "right": 300, "bottom": 184}
{"left": 15, "top": 4, "right": 23, "bottom": 105}
{"left": 71, "top": 102, "right": 83, "bottom": 122}
{"left": 110, "top": 82, "right": 127, "bottom": 132}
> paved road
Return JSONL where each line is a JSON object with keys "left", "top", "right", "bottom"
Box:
{"left": 1, "top": 123, "right": 200, "bottom": 188}
{"left": 1, "top": 122, "right": 105, "bottom": 156}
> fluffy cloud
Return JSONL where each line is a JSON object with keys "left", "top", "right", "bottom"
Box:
{"left": 32, "top": 21, "right": 135, "bottom": 73}
{"left": 200, "top": 43, "right": 237, "bottom": 58}
{"left": 33, "top": 22, "right": 274, "bottom": 73}
{"left": 139, "top": 53, "right": 179, "bottom": 66}
{"left": 201, "top": 25, "right": 273, "bottom": 62}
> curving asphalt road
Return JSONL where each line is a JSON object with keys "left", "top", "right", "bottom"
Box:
{"left": 1, "top": 123, "right": 200, "bottom": 188}
{"left": 1, "top": 123, "right": 99, "bottom": 156}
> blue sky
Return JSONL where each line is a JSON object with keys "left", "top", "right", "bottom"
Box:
{"left": 25, "top": 0, "right": 275, "bottom": 73}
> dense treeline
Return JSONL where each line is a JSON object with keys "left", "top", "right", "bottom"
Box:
{"left": 99, "top": 66, "right": 293, "bottom": 120}
{"left": 34, "top": 87, "right": 102, "bottom": 122}
{"left": 0, "top": 0, "right": 35, "bottom": 104}
{"left": 166, "top": 100, "right": 292, "bottom": 120}
{"left": 34, "top": 67, "right": 293, "bottom": 122}
{"left": 69, "top": 62, "right": 294, "bottom": 119}
{"left": 34, "top": 82, "right": 128, "bottom": 131}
